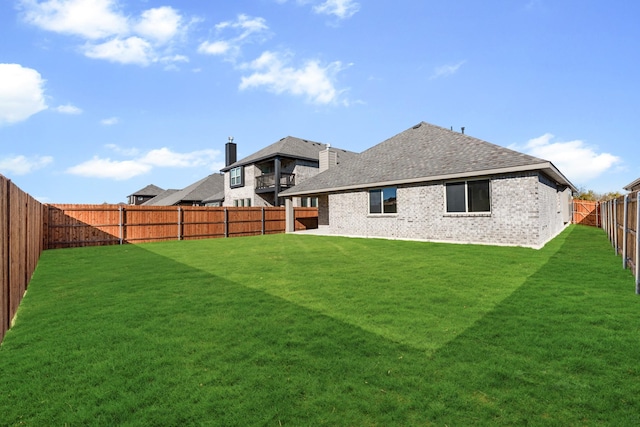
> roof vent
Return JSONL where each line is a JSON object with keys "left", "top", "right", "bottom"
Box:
{"left": 461, "top": 127, "right": 465, "bottom": 134}
{"left": 412, "top": 123, "right": 422, "bottom": 129}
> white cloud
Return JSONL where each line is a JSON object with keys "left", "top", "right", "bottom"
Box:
{"left": 140, "top": 148, "right": 220, "bottom": 168}
{"left": 66, "top": 156, "right": 152, "bottom": 180}
{"left": 430, "top": 60, "right": 466, "bottom": 80}
{"left": 0, "top": 63, "right": 48, "bottom": 125}
{"left": 101, "top": 117, "right": 119, "bottom": 125}
{"left": 0, "top": 155, "right": 53, "bottom": 175}
{"left": 134, "top": 6, "right": 182, "bottom": 45}
{"left": 83, "top": 36, "right": 154, "bottom": 65}
{"left": 240, "top": 51, "right": 348, "bottom": 105}
{"left": 66, "top": 147, "right": 222, "bottom": 180}
{"left": 18, "top": 0, "right": 128, "bottom": 39}
{"left": 198, "top": 40, "right": 231, "bottom": 56}
{"left": 313, "top": 0, "right": 360, "bottom": 19}
{"left": 198, "top": 14, "right": 269, "bottom": 59}
{"left": 105, "top": 144, "right": 139, "bottom": 156}
{"left": 54, "top": 103, "right": 82, "bottom": 114}
{"left": 518, "top": 133, "right": 621, "bottom": 184}
{"left": 276, "top": 0, "right": 360, "bottom": 20}
{"left": 19, "top": 0, "right": 189, "bottom": 67}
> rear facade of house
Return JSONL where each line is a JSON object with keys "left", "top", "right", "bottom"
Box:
{"left": 284, "top": 122, "right": 575, "bottom": 249}
{"left": 314, "top": 171, "right": 572, "bottom": 248}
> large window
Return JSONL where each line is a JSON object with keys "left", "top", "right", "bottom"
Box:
{"left": 230, "top": 166, "right": 244, "bottom": 188}
{"left": 445, "top": 179, "right": 490, "bottom": 213}
{"left": 369, "top": 187, "right": 397, "bottom": 214}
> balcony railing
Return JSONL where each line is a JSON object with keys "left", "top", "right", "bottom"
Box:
{"left": 255, "top": 172, "right": 295, "bottom": 191}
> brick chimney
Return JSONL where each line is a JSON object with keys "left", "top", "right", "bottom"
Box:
{"left": 319, "top": 144, "right": 337, "bottom": 172}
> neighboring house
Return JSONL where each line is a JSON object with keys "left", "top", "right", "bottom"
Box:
{"left": 220, "top": 136, "right": 356, "bottom": 207}
{"left": 127, "top": 184, "right": 164, "bottom": 205}
{"left": 624, "top": 178, "right": 640, "bottom": 192}
{"left": 141, "top": 189, "right": 179, "bottom": 206}
{"left": 143, "top": 173, "right": 224, "bottom": 206}
{"left": 282, "top": 121, "right": 577, "bottom": 249}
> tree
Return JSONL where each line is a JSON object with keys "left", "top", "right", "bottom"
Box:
{"left": 574, "top": 187, "right": 622, "bottom": 201}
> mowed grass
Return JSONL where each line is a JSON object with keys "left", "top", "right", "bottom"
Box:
{"left": 1, "top": 225, "right": 638, "bottom": 425}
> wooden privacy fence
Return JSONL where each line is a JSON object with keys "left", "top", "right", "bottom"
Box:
{"left": 1, "top": 175, "right": 45, "bottom": 343}
{"left": 45, "top": 204, "right": 318, "bottom": 249}
{"left": 572, "top": 199, "right": 601, "bottom": 227}
{"left": 600, "top": 193, "right": 639, "bottom": 294}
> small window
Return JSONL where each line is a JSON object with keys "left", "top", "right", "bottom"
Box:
{"left": 301, "top": 197, "right": 318, "bottom": 207}
{"left": 445, "top": 180, "right": 490, "bottom": 213}
{"left": 246, "top": 198, "right": 252, "bottom": 207}
{"left": 369, "top": 187, "right": 397, "bottom": 214}
{"left": 230, "top": 166, "right": 244, "bottom": 188}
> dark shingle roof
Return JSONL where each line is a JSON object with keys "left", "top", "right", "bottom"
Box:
{"left": 144, "top": 174, "right": 224, "bottom": 205}
{"left": 283, "top": 122, "right": 575, "bottom": 196}
{"left": 127, "top": 184, "right": 164, "bottom": 197}
{"left": 221, "top": 136, "right": 356, "bottom": 171}
{"left": 142, "top": 189, "right": 179, "bottom": 205}
{"left": 202, "top": 190, "right": 225, "bottom": 203}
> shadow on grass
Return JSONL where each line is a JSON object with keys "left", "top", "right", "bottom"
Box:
{"left": 419, "top": 225, "right": 640, "bottom": 425}
{"left": 0, "top": 242, "right": 440, "bottom": 426}
{"left": 1, "top": 226, "right": 637, "bottom": 426}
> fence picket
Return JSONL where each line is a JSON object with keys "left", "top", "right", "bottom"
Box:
{"left": 44, "top": 205, "right": 317, "bottom": 249}
{"left": 597, "top": 193, "right": 639, "bottom": 292}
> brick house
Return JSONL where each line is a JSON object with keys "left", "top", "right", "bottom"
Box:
{"left": 127, "top": 184, "right": 164, "bottom": 205}
{"left": 282, "top": 122, "right": 576, "bottom": 249}
{"left": 220, "top": 136, "right": 356, "bottom": 207}
{"left": 143, "top": 174, "right": 224, "bottom": 206}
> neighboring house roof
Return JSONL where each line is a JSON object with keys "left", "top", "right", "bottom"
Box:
{"left": 202, "top": 190, "right": 225, "bottom": 204}
{"left": 144, "top": 174, "right": 224, "bottom": 206}
{"left": 283, "top": 121, "right": 577, "bottom": 196}
{"left": 623, "top": 177, "right": 640, "bottom": 192}
{"left": 221, "top": 136, "right": 356, "bottom": 172}
{"left": 128, "top": 184, "right": 164, "bottom": 197}
{"left": 142, "top": 189, "right": 179, "bottom": 205}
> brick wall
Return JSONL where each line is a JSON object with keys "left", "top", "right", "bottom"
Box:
{"left": 323, "top": 172, "right": 567, "bottom": 248}
{"left": 224, "top": 165, "right": 262, "bottom": 207}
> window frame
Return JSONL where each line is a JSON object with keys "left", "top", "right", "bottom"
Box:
{"left": 230, "top": 166, "right": 244, "bottom": 188}
{"left": 444, "top": 179, "right": 491, "bottom": 214}
{"left": 301, "top": 197, "right": 318, "bottom": 208}
{"left": 369, "top": 187, "right": 397, "bottom": 215}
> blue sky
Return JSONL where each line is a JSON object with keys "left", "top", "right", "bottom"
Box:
{"left": 1, "top": 0, "right": 637, "bottom": 203}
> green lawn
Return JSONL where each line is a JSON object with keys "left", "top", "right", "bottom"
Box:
{"left": 1, "top": 225, "right": 638, "bottom": 426}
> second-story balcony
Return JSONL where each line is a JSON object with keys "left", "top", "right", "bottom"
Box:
{"left": 255, "top": 172, "right": 295, "bottom": 193}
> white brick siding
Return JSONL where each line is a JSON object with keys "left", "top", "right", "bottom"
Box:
{"left": 321, "top": 172, "right": 568, "bottom": 248}
{"left": 224, "top": 165, "right": 262, "bottom": 207}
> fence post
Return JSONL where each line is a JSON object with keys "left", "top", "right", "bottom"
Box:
{"left": 262, "top": 207, "right": 265, "bottom": 235}
{"left": 613, "top": 199, "right": 618, "bottom": 254}
{"left": 224, "top": 208, "right": 229, "bottom": 238}
{"left": 623, "top": 194, "right": 629, "bottom": 269}
{"left": 178, "top": 207, "right": 182, "bottom": 241}
{"left": 119, "top": 206, "right": 124, "bottom": 245}
{"left": 636, "top": 191, "right": 640, "bottom": 294}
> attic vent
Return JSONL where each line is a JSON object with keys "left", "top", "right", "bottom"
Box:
{"left": 280, "top": 137, "right": 285, "bottom": 141}
{"left": 412, "top": 123, "right": 422, "bottom": 129}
